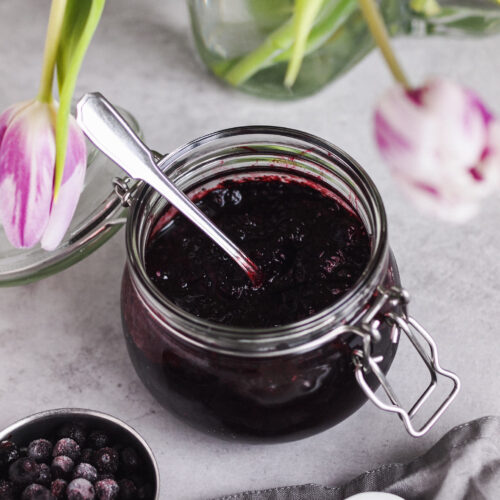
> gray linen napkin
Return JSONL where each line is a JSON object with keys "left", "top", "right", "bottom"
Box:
{"left": 213, "top": 416, "right": 500, "bottom": 500}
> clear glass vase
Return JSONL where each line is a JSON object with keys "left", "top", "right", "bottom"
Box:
{"left": 188, "top": 0, "right": 500, "bottom": 100}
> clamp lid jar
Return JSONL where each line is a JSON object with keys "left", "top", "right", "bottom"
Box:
{"left": 120, "top": 126, "right": 459, "bottom": 442}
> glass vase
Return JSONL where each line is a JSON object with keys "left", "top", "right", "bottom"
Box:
{"left": 188, "top": 0, "right": 500, "bottom": 100}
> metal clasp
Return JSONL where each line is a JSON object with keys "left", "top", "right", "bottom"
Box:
{"left": 112, "top": 177, "right": 137, "bottom": 207}
{"left": 352, "top": 287, "right": 460, "bottom": 438}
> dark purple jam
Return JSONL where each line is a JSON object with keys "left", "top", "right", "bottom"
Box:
{"left": 145, "top": 179, "right": 371, "bottom": 328}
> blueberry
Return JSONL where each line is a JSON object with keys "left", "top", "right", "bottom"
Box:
{"left": 50, "top": 479, "right": 67, "bottom": 499}
{"left": 117, "top": 479, "right": 136, "bottom": 500}
{"left": 0, "top": 441, "right": 19, "bottom": 470}
{"left": 66, "top": 478, "right": 95, "bottom": 500}
{"left": 94, "top": 448, "right": 119, "bottom": 474}
{"left": 51, "top": 456, "right": 74, "bottom": 480}
{"left": 36, "top": 463, "right": 52, "bottom": 487}
{"left": 52, "top": 439, "right": 80, "bottom": 462}
{"left": 56, "top": 423, "right": 86, "bottom": 448}
{"left": 96, "top": 474, "right": 114, "bottom": 483}
{"left": 8, "top": 458, "right": 39, "bottom": 486}
{"left": 0, "top": 479, "right": 14, "bottom": 500}
{"left": 119, "top": 448, "right": 140, "bottom": 473}
{"left": 28, "top": 439, "right": 53, "bottom": 463}
{"left": 87, "top": 432, "right": 109, "bottom": 451}
{"left": 21, "top": 483, "right": 55, "bottom": 500}
{"left": 73, "top": 463, "right": 97, "bottom": 483}
{"left": 80, "top": 449, "right": 95, "bottom": 465}
{"left": 95, "top": 479, "right": 119, "bottom": 500}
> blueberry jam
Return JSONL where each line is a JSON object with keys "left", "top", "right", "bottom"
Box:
{"left": 122, "top": 175, "right": 401, "bottom": 441}
{"left": 146, "top": 179, "right": 371, "bottom": 328}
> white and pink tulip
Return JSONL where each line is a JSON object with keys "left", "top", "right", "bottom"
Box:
{"left": 374, "top": 78, "right": 500, "bottom": 222}
{"left": 0, "top": 99, "right": 86, "bottom": 250}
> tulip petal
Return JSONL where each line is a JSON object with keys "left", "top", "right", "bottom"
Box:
{"left": 0, "top": 101, "right": 55, "bottom": 248}
{"left": 41, "top": 117, "right": 86, "bottom": 251}
{"left": 0, "top": 100, "right": 33, "bottom": 145}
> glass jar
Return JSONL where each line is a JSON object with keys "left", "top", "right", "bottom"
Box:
{"left": 187, "top": 0, "right": 500, "bottom": 100}
{"left": 120, "top": 126, "right": 459, "bottom": 442}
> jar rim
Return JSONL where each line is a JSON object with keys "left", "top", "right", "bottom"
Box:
{"left": 125, "top": 125, "right": 389, "bottom": 354}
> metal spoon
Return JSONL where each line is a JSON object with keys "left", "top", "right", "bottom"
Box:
{"left": 76, "top": 92, "right": 262, "bottom": 285}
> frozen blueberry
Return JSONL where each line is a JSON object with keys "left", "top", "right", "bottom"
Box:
{"left": 117, "top": 479, "right": 136, "bottom": 500}
{"left": 96, "top": 474, "right": 114, "bottom": 483}
{"left": 36, "top": 463, "right": 52, "bottom": 487}
{"left": 66, "top": 478, "right": 95, "bottom": 500}
{"left": 56, "top": 423, "right": 86, "bottom": 448}
{"left": 95, "top": 479, "right": 119, "bottom": 500}
{"left": 51, "top": 456, "right": 74, "bottom": 480}
{"left": 73, "top": 463, "right": 97, "bottom": 483}
{"left": 119, "top": 448, "right": 139, "bottom": 473}
{"left": 21, "top": 483, "right": 55, "bottom": 500}
{"left": 0, "top": 441, "right": 19, "bottom": 470}
{"left": 52, "top": 439, "right": 80, "bottom": 462}
{"left": 87, "top": 432, "right": 109, "bottom": 451}
{"left": 28, "top": 439, "right": 53, "bottom": 463}
{"left": 0, "top": 479, "right": 14, "bottom": 500}
{"left": 80, "top": 449, "right": 95, "bottom": 465}
{"left": 8, "top": 458, "right": 39, "bottom": 486}
{"left": 50, "top": 479, "right": 67, "bottom": 499}
{"left": 94, "top": 448, "right": 119, "bottom": 474}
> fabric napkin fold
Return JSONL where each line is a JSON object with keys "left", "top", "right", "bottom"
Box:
{"left": 212, "top": 416, "right": 500, "bottom": 500}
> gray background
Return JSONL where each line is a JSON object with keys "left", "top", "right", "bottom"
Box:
{"left": 0, "top": 1, "right": 499, "bottom": 499}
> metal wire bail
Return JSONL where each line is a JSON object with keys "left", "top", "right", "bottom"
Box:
{"left": 352, "top": 287, "right": 461, "bottom": 438}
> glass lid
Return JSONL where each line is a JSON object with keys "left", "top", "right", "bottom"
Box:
{"left": 0, "top": 107, "right": 141, "bottom": 287}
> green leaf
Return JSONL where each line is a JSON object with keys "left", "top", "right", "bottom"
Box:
{"left": 54, "top": 0, "right": 105, "bottom": 200}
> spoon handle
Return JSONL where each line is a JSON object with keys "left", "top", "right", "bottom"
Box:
{"left": 77, "top": 92, "right": 262, "bottom": 284}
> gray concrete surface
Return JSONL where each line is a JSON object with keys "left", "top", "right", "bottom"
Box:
{"left": 0, "top": 1, "right": 499, "bottom": 499}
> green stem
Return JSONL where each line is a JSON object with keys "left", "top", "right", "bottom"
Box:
{"left": 223, "top": 0, "right": 356, "bottom": 87}
{"left": 357, "top": 0, "right": 410, "bottom": 87}
{"left": 284, "top": 0, "right": 325, "bottom": 87}
{"left": 54, "top": 0, "right": 105, "bottom": 200}
{"left": 224, "top": 20, "right": 295, "bottom": 86}
{"left": 274, "top": 0, "right": 357, "bottom": 63}
{"left": 37, "top": 0, "right": 67, "bottom": 103}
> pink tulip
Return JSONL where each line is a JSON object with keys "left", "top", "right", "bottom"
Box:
{"left": 0, "top": 99, "right": 86, "bottom": 249}
{"left": 375, "top": 78, "right": 500, "bottom": 222}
